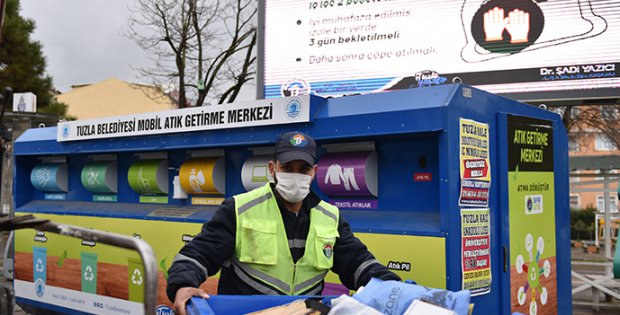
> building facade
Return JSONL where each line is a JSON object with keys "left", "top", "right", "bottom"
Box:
{"left": 57, "top": 78, "right": 177, "bottom": 120}
{"left": 563, "top": 105, "right": 620, "bottom": 213}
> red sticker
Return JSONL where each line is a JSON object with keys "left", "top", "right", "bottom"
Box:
{"left": 414, "top": 172, "right": 432, "bottom": 182}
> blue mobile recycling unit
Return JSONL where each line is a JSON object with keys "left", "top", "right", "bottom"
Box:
{"left": 12, "top": 84, "right": 570, "bottom": 314}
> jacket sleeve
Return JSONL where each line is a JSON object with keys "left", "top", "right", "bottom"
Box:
{"left": 331, "top": 214, "right": 401, "bottom": 290}
{"left": 166, "top": 198, "right": 237, "bottom": 302}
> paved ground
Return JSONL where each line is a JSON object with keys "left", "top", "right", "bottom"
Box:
{"left": 0, "top": 237, "right": 618, "bottom": 314}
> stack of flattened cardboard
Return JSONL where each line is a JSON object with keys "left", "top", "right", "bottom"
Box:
{"left": 245, "top": 299, "right": 323, "bottom": 315}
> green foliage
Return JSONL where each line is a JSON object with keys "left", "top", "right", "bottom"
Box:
{"left": 0, "top": 0, "right": 68, "bottom": 118}
{"left": 159, "top": 257, "right": 168, "bottom": 279}
{"left": 38, "top": 100, "right": 76, "bottom": 120}
{"left": 571, "top": 206, "right": 597, "bottom": 240}
{"left": 57, "top": 250, "right": 67, "bottom": 267}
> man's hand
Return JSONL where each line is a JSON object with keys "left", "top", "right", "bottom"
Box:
{"left": 173, "top": 287, "right": 210, "bottom": 315}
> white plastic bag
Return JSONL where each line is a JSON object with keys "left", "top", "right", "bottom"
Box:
{"left": 328, "top": 295, "right": 384, "bottom": 315}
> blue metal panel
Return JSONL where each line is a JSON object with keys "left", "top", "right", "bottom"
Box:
{"left": 16, "top": 200, "right": 217, "bottom": 222}
{"left": 553, "top": 118, "right": 572, "bottom": 315}
{"left": 317, "top": 84, "right": 458, "bottom": 117}
{"left": 341, "top": 210, "right": 441, "bottom": 235}
{"left": 497, "top": 113, "right": 512, "bottom": 315}
{"left": 440, "top": 85, "right": 570, "bottom": 314}
{"left": 495, "top": 111, "right": 571, "bottom": 315}
{"left": 12, "top": 84, "right": 571, "bottom": 313}
{"left": 440, "top": 86, "right": 464, "bottom": 296}
{"left": 14, "top": 89, "right": 453, "bottom": 156}
{"left": 447, "top": 86, "right": 504, "bottom": 314}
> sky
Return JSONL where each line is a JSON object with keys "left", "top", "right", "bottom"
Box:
{"left": 19, "top": 0, "right": 256, "bottom": 101}
{"left": 20, "top": 0, "right": 153, "bottom": 93}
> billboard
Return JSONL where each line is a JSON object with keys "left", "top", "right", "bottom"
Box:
{"left": 259, "top": 0, "right": 620, "bottom": 101}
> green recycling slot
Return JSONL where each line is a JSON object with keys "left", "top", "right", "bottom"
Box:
{"left": 81, "top": 162, "right": 118, "bottom": 193}
{"left": 127, "top": 159, "right": 168, "bottom": 195}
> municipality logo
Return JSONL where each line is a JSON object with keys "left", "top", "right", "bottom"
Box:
{"left": 34, "top": 279, "right": 45, "bottom": 297}
{"left": 62, "top": 124, "right": 70, "bottom": 138}
{"left": 281, "top": 78, "right": 310, "bottom": 97}
{"left": 525, "top": 195, "right": 543, "bottom": 215}
{"left": 285, "top": 99, "right": 302, "bottom": 120}
{"left": 322, "top": 243, "right": 333, "bottom": 259}
{"left": 414, "top": 70, "right": 448, "bottom": 87}
{"left": 290, "top": 134, "right": 308, "bottom": 147}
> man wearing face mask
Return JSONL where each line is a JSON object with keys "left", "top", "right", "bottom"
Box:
{"left": 166, "top": 132, "right": 401, "bottom": 314}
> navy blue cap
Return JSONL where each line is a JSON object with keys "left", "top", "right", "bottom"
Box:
{"left": 274, "top": 132, "right": 317, "bottom": 165}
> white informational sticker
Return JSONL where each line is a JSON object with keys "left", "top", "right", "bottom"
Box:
{"left": 57, "top": 96, "right": 311, "bottom": 142}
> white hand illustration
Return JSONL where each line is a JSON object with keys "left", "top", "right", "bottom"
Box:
{"left": 506, "top": 9, "right": 530, "bottom": 43}
{"left": 483, "top": 7, "right": 507, "bottom": 42}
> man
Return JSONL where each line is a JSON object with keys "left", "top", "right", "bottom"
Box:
{"left": 167, "top": 131, "right": 400, "bottom": 313}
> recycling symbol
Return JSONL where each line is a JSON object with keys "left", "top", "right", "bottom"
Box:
{"left": 35, "top": 258, "right": 45, "bottom": 273}
{"left": 131, "top": 268, "right": 143, "bottom": 286}
{"left": 83, "top": 265, "right": 95, "bottom": 282}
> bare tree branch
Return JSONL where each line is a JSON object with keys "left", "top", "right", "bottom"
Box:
{"left": 126, "top": 0, "right": 256, "bottom": 107}
{"left": 554, "top": 104, "right": 620, "bottom": 151}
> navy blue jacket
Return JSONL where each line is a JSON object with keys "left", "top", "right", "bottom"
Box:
{"left": 166, "top": 185, "right": 400, "bottom": 302}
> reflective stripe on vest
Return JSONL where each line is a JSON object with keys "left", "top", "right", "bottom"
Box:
{"left": 234, "top": 184, "right": 339, "bottom": 295}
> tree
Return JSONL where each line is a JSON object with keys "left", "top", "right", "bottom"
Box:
{"left": 126, "top": 0, "right": 257, "bottom": 108}
{"left": 0, "top": 0, "right": 70, "bottom": 118}
{"left": 551, "top": 104, "right": 620, "bottom": 150}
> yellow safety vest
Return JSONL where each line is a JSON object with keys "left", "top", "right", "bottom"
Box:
{"left": 233, "top": 184, "right": 339, "bottom": 295}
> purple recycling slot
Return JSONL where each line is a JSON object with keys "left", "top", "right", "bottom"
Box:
{"left": 317, "top": 151, "right": 378, "bottom": 197}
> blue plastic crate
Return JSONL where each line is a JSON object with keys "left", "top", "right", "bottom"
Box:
{"left": 187, "top": 295, "right": 334, "bottom": 315}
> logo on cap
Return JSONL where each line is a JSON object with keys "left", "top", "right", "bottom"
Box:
{"left": 290, "top": 134, "right": 308, "bottom": 147}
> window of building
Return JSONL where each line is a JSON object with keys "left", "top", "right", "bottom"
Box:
{"left": 569, "top": 170, "right": 580, "bottom": 183}
{"left": 569, "top": 194, "right": 580, "bottom": 209}
{"left": 596, "top": 195, "right": 618, "bottom": 213}
{"left": 594, "top": 134, "right": 617, "bottom": 151}
{"left": 601, "top": 106, "right": 620, "bottom": 121}
{"left": 595, "top": 169, "right": 603, "bottom": 181}
{"left": 595, "top": 169, "right": 618, "bottom": 181}
{"left": 569, "top": 139, "right": 580, "bottom": 152}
